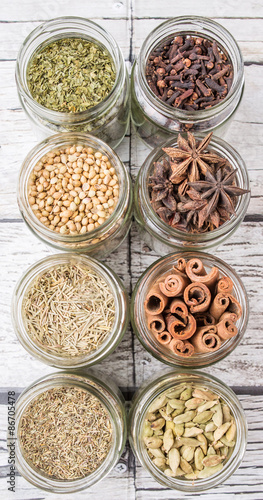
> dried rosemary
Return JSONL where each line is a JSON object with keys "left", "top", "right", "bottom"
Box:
{"left": 19, "top": 386, "right": 113, "bottom": 479}
{"left": 22, "top": 263, "right": 115, "bottom": 357}
{"left": 27, "top": 38, "right": 116, "bottom": 112}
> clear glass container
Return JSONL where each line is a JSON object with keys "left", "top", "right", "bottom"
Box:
{"left": 129, "top": 369, "right": 247, "bottom": 492}
{"left": 134, "top": 134, "right": 250, "bottom": 254}
{"left": 131, "top": 16, "right": 244, "bottom": 148}
{"left": 12, "top": 253, "right": 129, "bottom": 369}
{"left": 15, "top": 17, "right": 130, "bottom": 148}
{"left": 17, "top": 132, "right": 133, "bottom": 258}
{"left": 131, "top": 251, "right": 249, "bottom": 368}
{"left": 14, "top": 371, "right": 126, "bottom": 493}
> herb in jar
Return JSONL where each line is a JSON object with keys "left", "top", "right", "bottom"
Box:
{"left": 20, "top": 386, "right": 113, "bottom": 479}
{"left": 28, "top": 144, "right": 119, "bottom": 235}
{"left": 27, "top": 38, "right": 116, "bottom": 112}
{"left": 143, "top": 382, "right": 236, "bottom": 480}
{"left": 22, "top": 263, "right": 115, "bottom": 357}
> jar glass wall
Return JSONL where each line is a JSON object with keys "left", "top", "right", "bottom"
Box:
{"left": 131, "top": 251, "right": 249, "bottom": 368}
{"left": 129, "top": 369, "right": 247, "bottom": 491}
{"left": 17, "top": 132, "right": 133, "bottom": 258}
{"left": 16, "top": 17, "right": 130, "bottom": 148}
{"left": 134, "top": 134, "right": 250, "bottom": 255}
{"left": 15, "top": 371, "right": 126, "bottom": 493}
{"left": 131, "top": 16, "right": 244, "bottom": 148}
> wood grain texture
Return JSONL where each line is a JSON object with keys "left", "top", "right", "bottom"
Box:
{"left": 0, "top": 0, "right": 263, "bottom": 498}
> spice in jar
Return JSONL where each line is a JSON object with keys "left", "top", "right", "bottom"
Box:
{"left": 143, "top": 382, "right": 237, "bottom": 480}
{"left": 19, "top": 386, "right": 113, "bottom": 479}
{"left": 22, "top": 262, "right": 115, "bottom": 357}
{"left": 148, "top": 132, "right": 249, "bottom": 233}
{"left": 27, "top": 38, "right": 116, "bottom": 112}
{"left": 146, "top": 35, "right": 233, "bottom": 110}
{"left": 28, "top": 144, "right": 119, "bottom": 235}
{"left": 144, "top": 256, "right": 242, "bottom": 357}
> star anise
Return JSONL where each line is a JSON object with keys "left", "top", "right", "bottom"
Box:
{"left": 163, "top": 131, "right": 225, "bottom": 183}
{"left": 148, "top": 160, "right": 177, "bottom": 211}
{"left": 188, "top": 168, "right": 250, "bottom": 228}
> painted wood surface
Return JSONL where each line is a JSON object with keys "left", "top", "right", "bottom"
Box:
{"left": 0, "top": 0, "right": 262, "bottom": 498}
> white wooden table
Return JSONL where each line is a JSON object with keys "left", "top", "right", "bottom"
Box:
{"left": 1, "top": 1, "right": 263, "bottom": 499}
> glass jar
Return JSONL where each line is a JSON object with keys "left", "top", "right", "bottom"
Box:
{"left": 131, "top": 251, "right": 249, "bottom": 368}
{"left": 12, "top": 253, "right": 129, "bottom": 369}
{"left": 17, "top": 132, "right": 133, "bottom": 258}
{"left": 131, "top": 16, "right": 244, "bottom": 148}
{"left": 134, "top": 134, "right": 250, "bottom": 254}
{"left": 129, "top": 369, "right": 247, "bottom": 491}
{"left": 15, "top": 17, "right": 130, "bottom": 148}
{"left": 14, "top": 371, "right": 126, "bottom": 493}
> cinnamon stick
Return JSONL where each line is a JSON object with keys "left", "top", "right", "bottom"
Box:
{"left": 144, "top": 284, "right": 169, "bottom": 315}
{"left": 165, "top": 312, "right": 196, "bottom": 340}
{"left": 185, "top": 258, "right": 219, "bottom": 289}
{"left": 219, "top": 311, "right": 238, "bottom": 324}
{"left": 147, "top": 313, "right": 166, "bottom": 334}
{"left": 169, "top": 298, "right": 188, "bottom": 319}
{"left": 209, "top": 293, "right": 230, "bottom": 320}
{"left": 155, "top": 330, "right": 172, "bottom": 345}
{"left": 184, "top": 282, "right": 211, "bottom": 313}
{"left": 227, "top": 294, "right": 242, "bottom": 319}
{"left": 217, "top": 319, "right": 238, "bottom": 340}
{"left": 216, "top": 276, "right": 233, "bottom": 294}
{"left": 195, "top": 312, "right": 216, "bottom": 328}
{"left": 159, "top": 273, "right": 190, "bottom": 297}
{"left": 169, "top": 338, "right": 195, "bottom": 357}
{"left": 191, "top": 325, "right": 222, "bottom": 353}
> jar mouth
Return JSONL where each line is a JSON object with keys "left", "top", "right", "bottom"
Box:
{"left": 137, "top": 16, "right": 244, "bottom": 120}
{"left": 15, "top": 371, "right": 126, "bottom": 492}
{"left": 17, "top": 132, "right": 130, "bottom": 245}
{"left": 12, "top": 253, "right": 129, "bottom": 368}
{"left": 15, "top": 16, "right": 124, "bottom": 121}
{"left": 138, "top": 133, "right": 250, "bottom": 244}
{"left": 130, "top": 369, "right": 247, "bottom": 491}
{"left": 131, "top": 251, "right": 249, "bottom": 368}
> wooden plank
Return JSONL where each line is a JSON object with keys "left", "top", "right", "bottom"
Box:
{"left": 133, "top": 2, "right": 263, "bottom": 18}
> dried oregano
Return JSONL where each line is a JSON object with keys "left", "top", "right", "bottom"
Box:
{"left": 27, "top": 38, "right": 116, "bottom": 112}
{"left": 143, "top": 383, "right": 236, "bottom": 480}
{"left": 20, "top": 387, "right": 113, "bottom": 479}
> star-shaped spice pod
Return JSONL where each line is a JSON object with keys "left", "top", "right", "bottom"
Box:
{"left": 148, "top": 132, "right": 250, "bottom": 233}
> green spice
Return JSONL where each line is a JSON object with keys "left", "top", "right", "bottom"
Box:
{"left": 27, "top": 37, "right": 116, "bottom": 112}
{"left": 20, "top": 386, "right": 113, "bottom": 479}
{"left": 22, "top": 263, "right": 115, "bottom": 357}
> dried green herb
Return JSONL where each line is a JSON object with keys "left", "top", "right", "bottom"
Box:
{"left": 20, "top": 386, "right": 112, "bottom": 479}
{"left": 27, "top": 37, "right": 116, "bottom": 112}
{"left": 22, "top": 263, "right": 115, "bottom": 357}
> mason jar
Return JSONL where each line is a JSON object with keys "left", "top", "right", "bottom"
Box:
{"left": 12, "top": 253, "right": 129, "bottom": 369}
{"left": 14, "top": 371, "right": 126, "bottom": 493}
{"left": 129, "top": 369, "right": 247, "bottom": 491}
{"left": 134, "top": 134, "right": 250, "bottom": 254}
{"left": 15, "top": 17, "right": 130, "bottom": 148}
{"left": 131, "top": 16, "right": 244, "bottom": 148}
{"left": 17, "top": 132, "right": 133, "bottom": 258}
{"left": 131, "top": 251, "right": 249, "bottom": 368}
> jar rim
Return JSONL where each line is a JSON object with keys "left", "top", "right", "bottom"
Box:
{"left": 137, "top": 15, "right": 244, "bottom": 121}
{"left": 15, "top": 371, "right": 126, "bottom": 493}
{"left": 15, "top": 16, "right": 125, "bottom": 121}
{"left": 17, "top": 131, "right": 131, "bottom": 246}
{"left": 129, "top": 368, "right": 247, "bottom": 491}
{"left": 12, "top": 252, "right": 129, "bottom": 368}
{"left": 136, "top": 132, "right": 250, "bottom": 245}
{"left": 131, "top": 250, "right": 249, "bottom": 368}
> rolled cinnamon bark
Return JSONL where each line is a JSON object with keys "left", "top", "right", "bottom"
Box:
{"left": 169, "top": 298, "right": 189, "bottom": 319}
{"left": 227, "top": 294, "right": 242, "bottom": 319}
{"left": 144, "top": 284, "right": 169, "bottom": 315}
{"left": 147, "top": 314, "right": 166, "bottom": 334}
{"left": 155, "top": 330, "right": 172, "bottom": 345}
{"left": 175, "top": 258, "right": 186, "bottom": 273}
{"left": 195, "top": 312, "right": 216, "bottom": 328}
{"left": 169, "top": 338, "right": 195, "bottom": 358}
{"left": 191, "top": 326, "right": 222, "bottom": 353}
{"left": 159, "top": 273, "right": 190, "bottom": 297}
{"left": 209, "top": 293, "right": 230, "bottom": 320}
{"left": 219, "top": 311, "right": 238, "bottom": 324}
{"left": 216, "top": 276, "right": 233, "bottom": 294}
{"left": 217, "top": 319, "right": 238, "bottom": 340}
{"left": 184, "top": 282, "right": 211, "bottom": 313}
{"left": 165, "top": 312, "right": 196, "bottom": 340}
{"left": 185, "top": 258, "right": 219, "bottom": 289}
